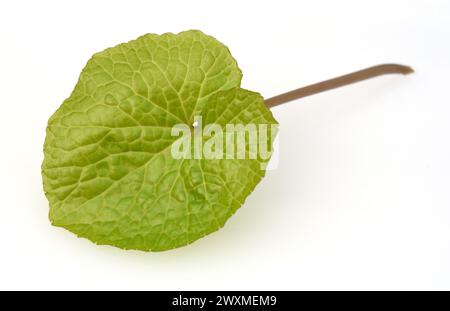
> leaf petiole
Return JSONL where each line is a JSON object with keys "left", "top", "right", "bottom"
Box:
{"left": 265, "top": 63, "right": 414, "bottom": 108}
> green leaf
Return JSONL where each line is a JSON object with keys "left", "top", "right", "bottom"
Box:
{"left": 42, "top": 30, "right": 278, "bottom": 251}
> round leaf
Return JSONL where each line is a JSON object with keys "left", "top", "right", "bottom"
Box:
{"left": 42, "top": 30, "right": 278, "bottom": 251}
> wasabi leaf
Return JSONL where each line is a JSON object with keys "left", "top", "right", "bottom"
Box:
{"left": 42, "top": 30, "right": 277, "bottom": 251}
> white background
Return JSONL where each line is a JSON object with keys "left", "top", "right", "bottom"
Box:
{"left": 0, "top": 0, "right": 449, "bottom": 290}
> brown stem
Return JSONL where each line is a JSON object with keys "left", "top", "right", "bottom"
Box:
{"left": 265, "top": 64, "right": 414, "bottom": 108}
